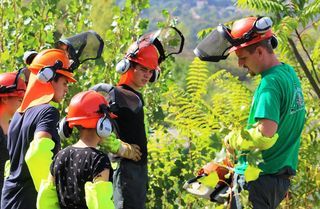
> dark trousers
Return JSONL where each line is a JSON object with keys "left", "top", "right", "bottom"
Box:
{"left": 113, "top": 159, "right": 148, "bottom": 209}
{"left": 230, "top": 174, "right": 290, "bottom": 209}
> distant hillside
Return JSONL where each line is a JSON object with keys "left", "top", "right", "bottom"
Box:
{"left": 142, "top": 0, "right": 248, "bottom": 58}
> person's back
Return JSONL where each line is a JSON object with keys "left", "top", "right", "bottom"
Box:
{"left": 38, "top": 90, "right": 114, "bottom": 209}
{"left": 51, "top": 146, "right": 111, "bottom": 209}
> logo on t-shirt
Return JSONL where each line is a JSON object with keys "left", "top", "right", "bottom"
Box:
{"left": 290, "top": 84, "right": 305, "bottom": 114}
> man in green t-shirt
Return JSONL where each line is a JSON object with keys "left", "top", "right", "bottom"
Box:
{"left": 194, "top": 16, "right": 305, "bottom": 208}
{"left": 228, "top": 17, "right": 305, "bottom": 208}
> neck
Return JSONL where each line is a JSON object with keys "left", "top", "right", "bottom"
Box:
{"left": 73, "top": 129, "right": 100, "bottom": 148}
{"left": 261, "top": 53, "right": 281, "bottom": 72}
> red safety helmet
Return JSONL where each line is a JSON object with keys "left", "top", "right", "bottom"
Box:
{"left": 229, "top": 16, "right": 274, "bottom": 52}
{"left": 127, "top": 43, "right": 159, "bottom": 70}
{"left": 66, "top": 90, "right": 108, "bottom": 128}
{"left": 0, "top": 71, "right": 26, "bottom": 98}
{"left": 28, "top": 49, "right": 76, "bottom": 82}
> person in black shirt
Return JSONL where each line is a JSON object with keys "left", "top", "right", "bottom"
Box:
{"left": 111, "top": 42, "right": 162, "bottom": 209}
{"left": 0, "top": 71, "right": 26, "bottom": 205}
{"left": 39, "top": 90, "right": 114, "bottom": 209}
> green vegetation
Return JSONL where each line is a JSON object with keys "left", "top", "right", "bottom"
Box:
{"left": 0, "top": 0, "right": 319, "bottom": 208}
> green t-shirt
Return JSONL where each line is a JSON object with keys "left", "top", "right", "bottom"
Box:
{"left": 247, "top": 63, "right": 305, "bottom": 174}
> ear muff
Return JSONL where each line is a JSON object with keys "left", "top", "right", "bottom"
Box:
{"left": 96, "top": 116, "right": 113, "bottom": 138}
{"left": 149, "top": 68, "right": 161, "bottom": 83}
{"left": 37, "top": 60, "right": 63, "bottom": 83}
{"left": 116, "top": 58, "right": 131, "bottom": 74}
{"left": 270, "top": 35, "right": 278, "bottom": 49}
{"left": 57, "top": 117, "right": 73, "bottom": 140}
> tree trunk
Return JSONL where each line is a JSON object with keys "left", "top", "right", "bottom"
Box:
{"left": 287, "top": 38, "right": 320, "bottom": 99}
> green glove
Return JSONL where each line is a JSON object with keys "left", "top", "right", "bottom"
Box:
{"left": 105, "top": 136, "right": 121, "bottom": 153}
{"left": 37, "top": 177, "right": 60, "bottom": 209}
{"left": 225, "top": 127, "right": 278, "bottom": 151}
{"left": 85, "top": 181, "right": 114, "bottom": 209}
{"left": 25, "top": 137, "right": 55, "bottom": 191}
{"left": 4, "top": 160, "right": 10, "bottom": 178}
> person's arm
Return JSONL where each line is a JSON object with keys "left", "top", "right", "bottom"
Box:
{"left": 85, "top": 168, "right": 115, "bottom": 209}
{"left": 224, "top": 120, "right": 278, "bottom": 151}
{"left": 25, "top": 131, "right": 55, "bottom": 191}
{"left": 258, "top": 119, "right": 278, "bottom": 137}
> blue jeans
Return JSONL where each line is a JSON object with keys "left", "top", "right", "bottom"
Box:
{"left": 113, "top": 159, "right": 148, "bottom": 209}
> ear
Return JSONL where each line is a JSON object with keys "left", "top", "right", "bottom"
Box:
{"left": 256, "top": 46, "right": 264, "bottom": 57}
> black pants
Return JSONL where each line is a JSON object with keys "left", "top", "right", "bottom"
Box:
{"left": 230, "top": 174, "right": 290, "bottom": 209}
{"left": 113, "top": 159, "right": 148, "bottom": 209}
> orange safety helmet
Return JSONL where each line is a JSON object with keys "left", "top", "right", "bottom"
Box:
{"left": 66, "top": 90, "right": 108, "bottom": 129}
{"left": 127, "top": 43, "right": 159, "bottom": 70}
{"left": 0, "top": 71, "right": 26, "bottom": 98}
{"left": 29, "top": 49, "right": 76, "bottom": 83}
{"left": 229, "top": 16, "right": 274, "bottom": 52}
{"left": 118, "top": 43, "right": 160, "bottom": 85}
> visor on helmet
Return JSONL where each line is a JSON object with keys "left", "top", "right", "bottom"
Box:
{"left": 55, "top": 30, "right": 104, "bottom": 71}
{"left": 194, "top": 16, "right": 274, "bottom": 62}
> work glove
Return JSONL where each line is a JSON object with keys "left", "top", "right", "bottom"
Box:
{"left": 37, "top": 176, "right": 60, "bottom": 209}
{"left": 117, "top": 141, "right": 142, "bottom": 162}
{"left": 105, "top": 136, "right": 141, "bottom": 161}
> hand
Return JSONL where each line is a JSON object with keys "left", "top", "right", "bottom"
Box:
{"left": 117, "top": 142, "right": 142, "bottom": 162}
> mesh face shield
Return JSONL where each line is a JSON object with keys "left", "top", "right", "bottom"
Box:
{"left": 137, "top": 26, "right": 185, "bottom": 64}
{"left": 193, "top": 25, "right": 232, "bottom": 62}
{"left": 55, "top": 30, "right": 104, "bottom": 71}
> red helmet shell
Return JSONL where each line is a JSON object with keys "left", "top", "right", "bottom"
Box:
{"left": 127, "top": 44, "right": 159, "bottom": 70}
{"left": 29, "top": 49, "right": 76, "bottom": 82}
{"left": 229, "top": 17, "right": 273, "bottom": 52}
{"left": 66, "top": 90, "right": 108, "bottom": 128}
{"left": 0, "top": 72, "right": 26, "bottom": 97}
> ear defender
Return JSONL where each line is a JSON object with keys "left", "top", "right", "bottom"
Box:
{"left": 270, "top": 35, "right": 278, "bottom": 49}
{"left": 254, "top": 16, "right": 273, "bottom": 34}
{"left": 149, "top": 68, "right": 161, "bottom": 83}
{"left": 57, "top": 117, "right": 73, "bottom": 140}
{"left": 116, "top": 58, "right": 131, "bottom": 74}
{"left": 96, "top": 116, "right": 113, "bottom": 138}
{"left": 37, "top": 60, "right": 63, "bottom": 83}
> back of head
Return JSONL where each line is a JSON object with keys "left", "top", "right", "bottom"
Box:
{"left": 0, "top": 72, "right": 26, "bottom": 98}
{"left": 66, "top": 90, "right": 108, "bottom": 129}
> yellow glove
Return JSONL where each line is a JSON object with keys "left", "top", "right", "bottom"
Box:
{"left": 4, "top": 160, "right": 10, "bottom": 178}
{"left": 37, "top": 177, "right": 60, "bottom": 209}
{"left": 25, "top": 137, "right": 55, "bottom": 191}
{"left": 224, "top": 127, "right": 278, "bottom": 151}
{"left": 117, "top": 141, "right": 142, "bottom": 162}
{"left": 85, "top": 181, "right": 114, "bottom": 209}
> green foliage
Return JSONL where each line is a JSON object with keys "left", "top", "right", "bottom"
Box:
{"left": 147, "top": 58, "right": 253, "bottom": 208}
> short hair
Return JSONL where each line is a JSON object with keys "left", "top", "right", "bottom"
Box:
{"left": 244, "top": 38, "right": 274, "bottom": 54}
{"left": 53, "top": 73, "right": 63, "bottom": 82}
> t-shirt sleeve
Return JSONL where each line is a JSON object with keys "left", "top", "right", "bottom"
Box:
{"left": 92, "top": 153, "right": 111, "bottom": 179}
{"left": 254, "top": 87, "right": 280, "bottom": 124}
{"left": 35, "top": 106, "right": 60, "bottom": 138}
